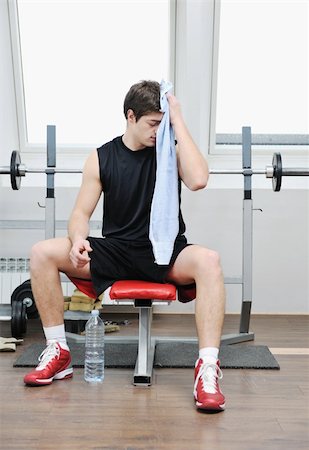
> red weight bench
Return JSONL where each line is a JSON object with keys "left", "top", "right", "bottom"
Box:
{"left": 68, "top": 277, "right": 196, "bottom": 385}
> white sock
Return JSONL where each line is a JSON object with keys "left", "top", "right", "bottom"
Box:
{"left": 199, "top": 347, "right": 219, "bottom": 364}
{"left": 43, "top": 324, "right": 69, "bottom": 350}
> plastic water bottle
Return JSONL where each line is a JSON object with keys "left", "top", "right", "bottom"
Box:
{"left": 84, "top": 310, "right": 105, "bottom": 383}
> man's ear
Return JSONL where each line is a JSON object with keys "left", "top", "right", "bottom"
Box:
{"left": 127, "top": 109, "right": 136, "bottom": 124}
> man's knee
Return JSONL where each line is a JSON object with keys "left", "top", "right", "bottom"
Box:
{"left": 30, "top": 240, "right": 50, "bottom": 266}
{"left": 30, "top": 239, "right": 62, "bottom": 269}
{"left": 194, "top": 247, "right": 222, "bottom": 276}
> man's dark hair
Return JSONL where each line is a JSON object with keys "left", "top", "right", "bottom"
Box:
{"left": 123, "top": 80, "right": 161, "bottom": 122}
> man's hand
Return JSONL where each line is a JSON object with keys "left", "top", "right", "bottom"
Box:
{"left": 69, "top": 239, "right": 93, "bottom": 269}
{"left": 167, "top": 93, "right": 184, "bottom": 127}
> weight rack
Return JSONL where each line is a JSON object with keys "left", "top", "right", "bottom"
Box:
{"left": 1, "top": 125, "right": 258, "bottom": 344}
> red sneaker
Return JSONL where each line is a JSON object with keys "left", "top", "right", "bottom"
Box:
{"left": 194, "top": 358, "right": 225, "bottom": 411}
{"left": 24, "top": 342, "right": 73, "bottom": 386}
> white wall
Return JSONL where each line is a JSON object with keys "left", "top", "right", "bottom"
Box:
{"left": 0, "top": 0, "right": 308, "bottom": 314}
{"left": 1, "top": 185, "right": 308, "bottom": 314}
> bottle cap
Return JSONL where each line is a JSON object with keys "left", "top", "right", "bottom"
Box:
{"left": 91, "top": 310, "right": 99, "bottom": 316}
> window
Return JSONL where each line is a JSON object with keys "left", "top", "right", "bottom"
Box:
{"left": 10, "top": 0, "right": 173, "bottom": 148}
{"left": 214, "top": 0, "right": 308, "bottom": 148}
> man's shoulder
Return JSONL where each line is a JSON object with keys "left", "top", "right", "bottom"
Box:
{"left": 97, "top": 136, "right": 121, "bottom": 152}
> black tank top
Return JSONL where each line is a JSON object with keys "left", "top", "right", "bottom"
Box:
{"left": 97, "top": 136, "right": 186, "bottom": 241}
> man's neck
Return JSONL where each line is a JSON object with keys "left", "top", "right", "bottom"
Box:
{"left": 122, "top": 132, "right": 145, "bottom": 151}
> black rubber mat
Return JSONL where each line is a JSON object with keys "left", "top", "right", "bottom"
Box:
{"left": 14, "top": 342, "right": 280, "bottom": 369}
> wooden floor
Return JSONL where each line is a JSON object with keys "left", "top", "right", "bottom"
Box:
{"left": 0, "top": 314, "right": 308, "bottom": 450}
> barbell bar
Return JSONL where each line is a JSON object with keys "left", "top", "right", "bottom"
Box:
{"left": 0, "top": 150, "right": 308, "bottom": 192}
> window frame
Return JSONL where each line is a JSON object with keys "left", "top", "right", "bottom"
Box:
{"left": 8, "top": 0, "right": 177, "bottom": 155}
{"left": 209, "top": 0, "right": 309, "bottom": 159}
{"left": 7, "top": 0, "right": 308, "bottom": 191}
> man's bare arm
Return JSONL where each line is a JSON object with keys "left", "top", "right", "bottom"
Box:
{"left": 167, "top": 94, "right": 209, "bottom": 191}
{"left": 68, "top": 149, "right": 102, "bottom": 268}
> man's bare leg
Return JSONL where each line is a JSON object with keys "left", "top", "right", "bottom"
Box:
{"left": 167, "top": 244, "right": 226, "bottom": 411}
{"left": 23, "top": 237, "right": 92, "bottom": 386}
{"left": 30, "top": 236, "right": 91, "bottom": 327}
{"left": 167, "top": 245, "right": 226, "bottom": 347}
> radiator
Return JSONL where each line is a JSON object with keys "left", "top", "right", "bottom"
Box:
{"left": 0, "top": 258, "right": 30, "bottom": 305}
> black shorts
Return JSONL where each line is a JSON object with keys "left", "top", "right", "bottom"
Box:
{"left": 87, "top": 235, "right": 190, "bottom": 297}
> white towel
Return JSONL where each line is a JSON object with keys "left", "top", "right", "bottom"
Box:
{"left": 149, "top": 80, "right": 179, "bottom": 265}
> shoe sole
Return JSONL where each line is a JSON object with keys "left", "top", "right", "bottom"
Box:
{"left": 196, "top": 400, "right": 225, "bottom": 411}
{"left": 24, "top": 368, "right": 73, "bottom": 386}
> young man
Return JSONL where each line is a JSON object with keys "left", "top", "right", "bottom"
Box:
{"left": 24, "top": 80, "right": 226, "bottom": 412}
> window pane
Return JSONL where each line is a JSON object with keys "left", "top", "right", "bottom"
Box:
{"left": 17, "top": 0, "right": 170, "bottom": 145}
{"left": 216, "top": 0, "right": 308, "bottom": 141}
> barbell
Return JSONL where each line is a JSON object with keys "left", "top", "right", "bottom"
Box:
{"left": 0, "top": 150, "right": 308, "bottom": 192}
{"left": 7, "top": 150, "right": 83, "bottom": 190}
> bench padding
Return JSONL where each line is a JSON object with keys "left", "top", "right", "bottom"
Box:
{"left": 110, "top": 280, "right": 177, "bottom": 301}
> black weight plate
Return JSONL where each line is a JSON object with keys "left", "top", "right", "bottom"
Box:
{"left": 11, "top": 300, "right": 27, "bottom": 338}
{"left": 10, "top": 150, "right": 21, "bottom": 190}
{"left": 11, "top": 280, "right": 38, "bottom": 319}
{"left": 272, "top": 153, "right": 282, "bottom": 192}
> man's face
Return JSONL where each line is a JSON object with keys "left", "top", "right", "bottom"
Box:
{"left": 130, "top": 111, "right": 164, "bottom": 148}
